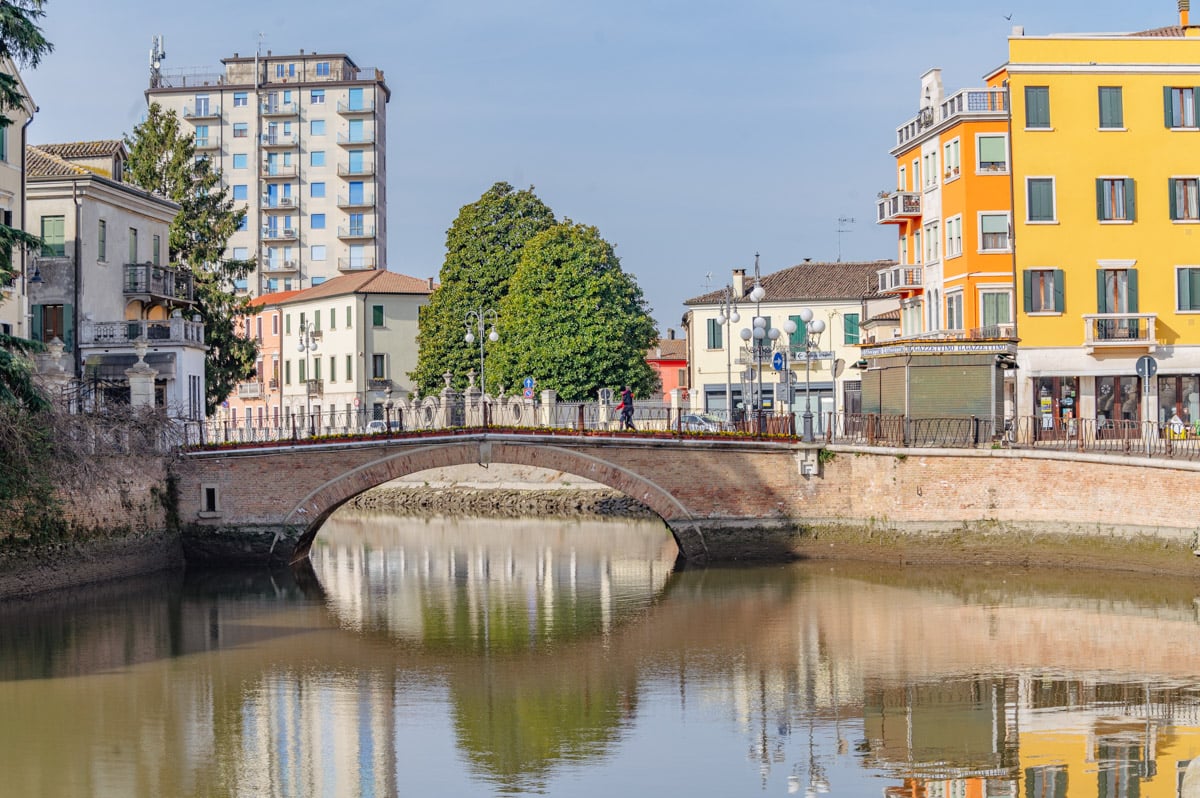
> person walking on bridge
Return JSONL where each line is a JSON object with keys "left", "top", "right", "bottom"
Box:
{"left": 618, "top": 385, "right": 636, "bottom": 430}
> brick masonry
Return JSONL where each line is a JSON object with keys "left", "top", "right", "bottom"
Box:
{"left": 174, "top": 435, "right": 1200, "bottom": 571}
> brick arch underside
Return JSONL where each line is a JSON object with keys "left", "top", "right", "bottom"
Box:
{"left": 285, "top": 441, "right": 702, "bottom": 560}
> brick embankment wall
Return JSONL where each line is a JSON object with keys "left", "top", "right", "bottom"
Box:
{"left": 0, "top": 455, "right": 182, "bottom": 599}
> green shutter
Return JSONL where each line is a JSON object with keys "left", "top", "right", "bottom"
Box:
{"left": 788, "top": 315, "right": 805, "bottom": 346}
{"left": 1099, "top": 87, "right": 1123, "bottom": 127}
{"left": 1053, "top": 269, "right": 1065, "bottom": 312}
{"left": 844, "top": 313, "right": 860, "bottom": 345}
{"left": 1025, "top": 86, "right": 1049, "bottom": 128}
{"left": 31, "top": 304, "right": 42, "bottom": 342}
{"left": 1180, "top": 269, "right": 1191, "bottom": 311}
{"left": 1096, "top": 270, "right": 1108, "bottom": 313}
{"left": 1165, "top": 86, "right": 1175, "bottom": 127}
{"left": 1022, "top": 270, "right": 1034, "bottom": 312}
{"left": 707, "top": 318, "right": 722, "bottom": 349}
{"left": 1170, "top": 178, "right": 1179, "bottom": 220}
{"left": 1096, "top": 179, "right": 1105, "bottom": 220}
{"left": 1127, "top": 269, "right": 1138, "bottom": 312}
{"left": 372, "top": 305, "right": 383, "bottom": 326}
{"left": 1124, "top": 178, "right": 1136, "bottom": 221}
{"left": 63, "top": 304, "right": 74, "bottom": 351}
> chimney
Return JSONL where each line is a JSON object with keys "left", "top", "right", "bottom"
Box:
{"left": 1183, "top": 0, "right": 1191, "bottom": 28}
{"left": 427, "top": 277, "right": 434, "bottom": 290}
{"left": 732, "top": 268, "right": 746, "bottom": 297}
{"left": 667, "top": 328, "right": 676, "bottom": 340}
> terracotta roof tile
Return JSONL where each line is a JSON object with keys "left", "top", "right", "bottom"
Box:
{"left": 34, "top": 140, "right": 127, "bottom": 159}
{"left": 249, "top": 289, "right": 305, "bottom": 307}
{"left": 26, "top": 145, "right": 92, "bottom": 177}
{"left": 280, "top": 270, "right": 436, "bottom": 303}
{"left": 1134, "top": 25, "right": 1185, "bottom": 36}
{"left": 684, "top": 260, "right": 893, "bottom": 306}
{"left": 648, "top": 339, "right": 687, "bottom": 360}
{"left": 868, "top": 308, "right": 901, "bottom": 322}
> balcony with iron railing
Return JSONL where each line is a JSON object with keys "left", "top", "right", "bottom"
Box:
{"left": 82, "top": 318, "right": 206, "bottom": 347}
{"left": 1083, "top": 313, "right": 1157, "bottom": 352}
{"left": 876, "top": 265, "right": 924, "bottom": 293}
{"left": 337, "top": 98, "right": 376, "bottom": 114}
{"left": 124, "top": 264, "right": 195, "bottom": 304}
{"left": 260, "top": 102, "right": 298, "bottom": 117}
{"left": 306, "top": 379, "right": 323, "bottom": 397}
{"left": 261, "top": 196, "right": 296, "bottom": 210}
{"left": 183, "top": 104, "right": 221, "bottom": 121}
{"left": 888, "top": 324, "right": 1017, "bottom": 343}
{"left": 337, "top": 225, "right": 375, "bottom": 240}
{"left": 264, "top": 260, "right": 300, "bottom": 274}
{"left": 262, "top": 228, "right": 298, "bottom": 241}
{"left": 337, "top": 192, "right": 375, "bottom": 209}
{"left": 193, "top": 137, "right": 219, "bottom": 151}
{"left": 337, "top": 131, "right": 375, "bottom": 146}
{"left": 237, "top": 381, "right": 264, "bottom": 399}
{"left": 338, "top": 257, "right": 376, "bottom": 272}
{"left": 260, "top": 164, "right": 298, "bottom": 179}
{"left": 338, "top": 161, "right": 375, "bottom": 177}
{"left": 876, "top": 191, "right": 922, "bottom": 224}
{"left": 895, "top": 88, "right": 1009, "bottom": 150}
{"left": 369, "top": 377, "right": 392, "bottom": 391}
{"left": 260, "top": 133, "right": 298, "bottom": 148}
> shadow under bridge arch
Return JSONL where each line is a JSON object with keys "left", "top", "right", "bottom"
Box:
{"left": 282, "top": 438, "right": 711, "bottom": 563}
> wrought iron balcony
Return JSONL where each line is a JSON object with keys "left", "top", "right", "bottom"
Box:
{"left": 237, "top": 381, "right": 264, "bottom": 399}
{"left": 369, "top": 377, "right": 392, "bottom": 391}
{"left": 306, "top": 379, "right": 323, "bottom": 397}
{"left": 876, "top": 265, "right": 924, "bottom": 293}
{"left": 1083, "top": 313, "right": 1157, "bottom": 352}
{"left": 876, "top": 191, "right": 922, "bottom": 224}
{"left": 124, "top": 264, "right": 195, "bottom": 304}
{"left": 261, "top": 196, "right": 296, "bottom": 210}
{"left": 260, "top": 164, "right": 298, "bottom": 179}
{"left": 260, "top": 133, "right": 298, "bottom": 148}
{"left": 260, "top": 102, "right": 298, "bottom": 117}
{"left": 261, "top": 228, "right": 297, "bottom": 241}
{"left": 264, "top": 260, "right": 299, "bottom": 273}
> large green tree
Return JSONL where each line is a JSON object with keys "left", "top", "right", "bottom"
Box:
{"left": 410, "top": 182, "right": 555, "bottom": 395}
{"left": 490, "top": 222, "right": 658, "bottom": 402}
{"left": 125, "top": 103, "right": 257, "bottom": 415}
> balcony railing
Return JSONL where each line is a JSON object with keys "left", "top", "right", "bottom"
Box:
{"left": 306, "top": 379, "right": 324, "bottom": 397}
{"left": 896, "top": 87, "right": 1009, "bottom": 149}
{"left": 262, "top": 228, "right": 297, "bottom": 241}
{"left": 124, "top": 264, "right": 195, "bottom": 303}
{"left": 83, "top": 318, "right": 206, "bottom": 346}
{"left": 338, "top": 257, "right": 376, "bottom": 271}
{"left": 237, "top": 381, "right": 264, "bottom": 399}
{"left": 183, "top": 104, "right": 221, "bottom": 120}
{"left": 261, "top": 164, "right": 298, "bottom": 179}
{"left": 337, "top": 193, "right": 375, "bottom": 208}
{"left": 369, "top": 377, "right": 392, "bottom": 391}
{"left": 260, "top": 133, "right": 298, "bottom": 148}
{"left": 261, "top": 196, "right": 296, "bottom": 210}
{"left": 337, "top": 131, "right": 375, "bottom": 146}
{"left": 337, "top": 225, "right": 375, "bottom": 239}
{"left": 877, "top": 265, "right": 924, "bottom": 293}
{"left": 876, "top": 191, "right": 922, "bottom": 224}
{"left": 193, "top": 137, "right": 219, "bottom": 151}
{"left": 261, "top": 102, "right": 298, "bottom": 116}
{"left": 337, "top": 99, "right": 375, "bottom": 114}
{"left": 264, "top": 260, "right": 300, "bottom": 273}
{"left": 1083, "top": 313, "right": 1157, "bottom": 351}
{"left": 338, "top": 162, "right": 375, "bottom": 177}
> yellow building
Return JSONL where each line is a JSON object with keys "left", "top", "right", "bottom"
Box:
{"left": 1009, "top": 3, "right": 1200, "bottom": 432}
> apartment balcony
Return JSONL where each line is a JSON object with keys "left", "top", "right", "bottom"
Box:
{"left": 260, "top": 133, "right": 298, "bottom": 148}
{"left": 876, "top": 191, "right": 922, "bottom": 224}
{"left": 895, "top": 87, "right": 1009, "bottom": 150}
{"left": 368, "top": 377, "right": 392, "bottom": 391}
{"left": 82, "top": 318, "right": 206, "bottom": 347}
{"left": 124, "top": 263, "right": 196, "bottom": 305}
{"left": 183, "top": 104, "right": 221, "bottom": 121}
{"left": 877, "top": 265, "right": 924, "bottom": 293}
{"left": 1083, "top": 313, "right": 1157, "bottom": 353}
{"left": 260, "top": 164, "right": 298, "bottom": 179}
{"left": 337, "top": 192, "right": 375, "bottom": 209}
{"left": 338, "top": 257, "right": 376, "bottom": 272}
{"left": 263, "top": 260, "right": 300, "bottom": 274}
{"left": 237, "top": 381, "right": 264, "bottom": 400}
{"left": 193, "top": 137, "right": 219, "bottom": 152}
{"left": 261, "top": 102, "right": 298, "bottom": 117}
{"left": 261, "top": 228, "right": 297, "bottom": 242}
{"left": 306, "top": 379, "right": 323, "bottom": 397}
{"left": 337, "top": 99, "right": 376, "bottom": 115}
{"left": 261, "top": 196, "right": 297, "bottom": 210}
{"left": 338, "top": 161, "right": 375, "bottom": 177}
{"left": 337, "top": 132, "right": 375, "bottom": 146}
{"left": 337, "top": 225, "right": 375, "bottom": 240}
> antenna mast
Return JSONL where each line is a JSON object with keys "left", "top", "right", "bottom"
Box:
{"left": 149, "top": 35, "right": 166, "bottom": 88}
{"left": 836, "top": 216, "right": 856, "bottom": 262}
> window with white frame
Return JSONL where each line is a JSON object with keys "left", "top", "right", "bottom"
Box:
{"left": 898, "top": 234, "right": 907, "bottom": 265}
{"left": 1178, "top": 267, "right": 1200, "bottom": 311}
{"left": 912, "top": 159, "right": 920, "bottom": 192}
{"left": 945, "top": 216, "right": 962, "bottom": 258}
{"left": 1097, "top": 177, "right": 1136, "bottom": 221}
{"left": 943, "top": 139, "right": 960, "bottom": 180}
{"left": 898, "top": 166, "right": 907, "bottom": 192}
{"left": 977, "top": 134, "right": 1008, "bottom": 172}
{"left": 979, "top": 213, "right": 1010, "bottom": 251}
{"left": 913, "top": 229, "right": 922, "bottom": 264}
{"left": 1170, "top": 178, "right": 1199, "bottom": 221}
{"left": 1027, "top": 177, "right": 1055, "bottom": 222}
{"left": 1165, "top": 87, "right": 1198, "bottom": 129}
{"left": 980, "top": 290, "right": 1013, "bottom": 327}
{"left": 1024, "top": 269, "right": 1064, "bottom": 313}
{"left": 946, "top": 292, "right": 963, "bottom": 330}
{"left": 923, "top": 151, "right": 938, "bottom": 189}
{"left": 923, "top": 221, "right": 940, "bottom": 262}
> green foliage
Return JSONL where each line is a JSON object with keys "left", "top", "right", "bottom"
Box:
{"left": 818, "top": 448, "right": 837, "bottom": 465}
{"left": 0, "top": 1, "right": 50, "bottom": 125}
{"left": 490, "top": 222, "right": 658, "bottom": 402}
{"left": 0, "top": 333, "right": 47, "bottom": 411}
{"left": 410, "top": 182, "right": 555, "bottom": 394}
{"left": 125, "top": 103, "right": 258, "bottom": 415}
{"left": 0, "top": 403, "right": 60, "bottom": 542}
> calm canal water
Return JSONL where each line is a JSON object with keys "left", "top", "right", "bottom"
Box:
{"left": 2, "top": 512, "right": 1200, "bottom": 797}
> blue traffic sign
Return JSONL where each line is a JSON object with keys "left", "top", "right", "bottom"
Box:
{"left": 772, "top": 351, "right": 785, "bottom": 371}
{"left": 523, "top": 376, "right": 535, "bottom": 389}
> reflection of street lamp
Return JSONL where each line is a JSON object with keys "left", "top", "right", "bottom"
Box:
{"left": 464, "top": 307, "right": 499, "bottom": 393}
{"left": 795, "top": 308, "right": 826, "bottom": 443}
{"left": 716, "top": 286, "right": 741, "bottom": 418}
{"left": 297, "top": 318, "right": 319, "bottom": 431}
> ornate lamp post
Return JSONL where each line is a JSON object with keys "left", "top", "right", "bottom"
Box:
{"left": 297, "top": 318, "right": 319, "bottom": 433}
{"left": 738, "top": 255, "right": 768, "bottom": 433}
{"left": 464, "top": 307, "right": 499, "bottom": 394}
{"left": 795, "top": 308, "right": 827, "bottom": 443}
{"left": 716, "top": 286, "right": 741, "bottom": 421}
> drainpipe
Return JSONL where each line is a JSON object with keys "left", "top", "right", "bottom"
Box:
{"left": 18, "top": 111, "right": 32, "bottom": 339}
{"left": 72, "top": 181, "right": 82, "bottom": 378}
{"left": 1004, "top": 76, "right": 1019, "bottom": 425}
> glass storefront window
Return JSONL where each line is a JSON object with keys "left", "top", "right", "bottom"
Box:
{"left": 1096, "top": 375, "right": 1141, "bottom": 424}
{"left": 1035, "top": 376, "right": 1078, "bottom": 431}
{"left": 1158, "top": 375, "right": 1200, "bottom": 428}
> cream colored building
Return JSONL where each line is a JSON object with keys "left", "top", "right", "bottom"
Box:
{"left": 0, "top": 58, "right": 36, "bottom": 339}
{"left": 683, "top": 261, "right": 898, "bottom": 428}
{"left": 146, "top": 50, "right": 389, "bottom": 297}
{"left": 272, "top": 270, "right": 433, "bottom": 430}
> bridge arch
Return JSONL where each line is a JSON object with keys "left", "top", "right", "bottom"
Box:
{"left": 281, "top": 440, "right": 710, "bottom": 561}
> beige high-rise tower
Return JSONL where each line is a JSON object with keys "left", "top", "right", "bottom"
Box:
{"left": 146, "top": 48, "right": 389, "bottom": 296}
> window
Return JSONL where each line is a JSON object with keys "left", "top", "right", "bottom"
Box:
{"left": 706, "top": 318, "right": 723, "bottom": 349}
{"left": 233, "top": 123, "right": 248, "bottom": 138}
{"left": 1165, "top": 87, "right": 1198, "bottom": 128}
{"left": 943, "top": 139, "right": 960, "bottom": 179}
{"left": 945, "top": 216, "right": 962, "bottom": 258}
{"left": 946, "top": 293, "right": 963, "bottom": 330}
{"left": 1025, "top": 86, "right": 1050, "bottom": 128}
{"left": 233, "top": 247, "right": 249, "bottom": 260}
{"left": 922, "top": 150, "right": 938, "bottom": 189}
{"left": 152, "top": 235, "right": 160, "bottom": 265}
{"left": 310, "top": 150, "right": 325, "bottom": 167}
{"left": 310, "top": 89, "right": 325, "bottom": 104}
{"left": 288, "top": 64, "right": 295, "bottom": 77}
{"left": 1098, "top": 86, "right": 1124, "bottom": 128}
{"left": 233, "top": 92, "right": 248, "bottom": 107}
{"left": 311, "top": 245, "right": 326, "bottom": 261}
{"left": 329, "top": 356, "right": 336, "bottom": 383}
{"left": 1024, "top": 269, "right": 1065, "bottom": 312}
{"left": 275, "top": 64, "right": 285, "bottom": 78}
{"left": 345, "top": 354, "right": 352, "bottom": 381}
{"left": 1096, "top": 178, "right": 1136, "bottom": 221}
{"left": 980, "top": 291, "right": 1012, "bottom": 327}
{"left": 346, "top": 306, "right": 352, "bottom": 328}
{"left": 979, "top": 213, "right": 1010, "bottom": 251}
{"left": 97, "top": 219, "right": 106, "bottom": 261}
{"left": 128, "top": 228, "right": 138, "bottom": 263}
{"left": 0, "top": 125, "right": 7, "bottom": 162}
{"left": 923, "top": 221, "right": 939, "bottom": 262}
{"left": 32, "top": 303, "right": 67, "bottom": 346}
{"left": 232, "top": 153, "right": 248, "bottom": 169}
{"left": 311, "top": 213, "right": 325, "bottom": 229}
{"left": 913, "top": 229, "right": 922, "bottom": 264}
{"left": 311, "top": 120, "right": 325, "bottom": 136}
{"left": 1170, "top": 178, "right": 1199, "bottom": 221}
{"left": 238, "top": 216, "right": 248, "bottom": 231}
{"left": 194, "top": 124, "right": 209, "bottom": 147}
{"left": 912, "top": 159, "right": 920, "bottom": 191}
{"left": 316, "top": 61, "right": 330, "bottom": 77}
{"left": 977, "top": 134, "right": 1007, "bottom": 172}
{"left": 310, "top": 182, "right": 325, "bottom": 198}
{"left": 232, "top": 184, "right": 248, "bottom": 201}
{"left": 843, "top": 313, "right": 860, "bottom": 345}
{"left": 285, "top": 313, "right": 291, "bottom": 335}
{"left": 314, "top": 310, "right": 321, "bottom": 330}
{"left": 1027, "top": 178, "right": 1056, "bottom": 222}
{"left": 372, "top": 305, "right": 384, "bottom": 327}
{"left": 372, "top": 354, "right": 385, "bottom": 379}
{"left": 898, "top": 234, "right": 907, "bottom": 265}
{"left": 329, "top": 306, "right": 336, "bottom": 330}
{"left": 1178, "top": 267, "right": 1200, "bottom": 310}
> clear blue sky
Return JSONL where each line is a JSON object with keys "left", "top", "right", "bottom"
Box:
{"left": 22, "top": 0, "right": 1170, "bottom": 332}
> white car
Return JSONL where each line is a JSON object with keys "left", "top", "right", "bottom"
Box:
{"left": 364, "top": 420, "right": 400, "bottom": 434}
{"left": 680, "top": 413, "right": 725, "bottom": 432}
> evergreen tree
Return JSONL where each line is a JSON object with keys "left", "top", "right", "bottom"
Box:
{"left": 125, "top": 103, "right": 257, "bottom": 415}
{"left": 410, "top": 182, "right": 555, "bottom": 395}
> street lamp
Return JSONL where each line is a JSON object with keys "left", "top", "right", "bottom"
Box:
{"left": 464, "top": 307, "right": 499, "bottom": 394}
{"left": 716, "top": 286, "right": 741, "bottom": 422}
{"left": 795, "top": 308, "right": 826, "bottom": 443}
{"left": 297, "top": 318, "right": 319, "bottom": 433}
{"left": 738, "top": 254, "right": 768, "bottom": 433}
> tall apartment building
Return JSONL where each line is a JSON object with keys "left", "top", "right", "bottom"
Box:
{"left": 146, "top": 50, "right": 389, "bottom": 296}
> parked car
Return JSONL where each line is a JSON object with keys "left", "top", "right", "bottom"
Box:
{"left": 680, "top": 413, "right": 725, "bottom": 432}
{"left": 364, "top": 420, "right": 401, "bottom": 434}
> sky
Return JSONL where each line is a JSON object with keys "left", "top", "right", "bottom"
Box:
{"left": 20, "top": 0, "right": 1173, "bottom": 333}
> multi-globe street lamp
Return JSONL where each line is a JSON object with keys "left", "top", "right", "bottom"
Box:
{"left": 715, "top": 285, "right": 741, "bottom": 422}
{"left": 794, "top": 308, "right": 827, "bottom": 443}
{"left": 737, "top": 256, "right": 768, "bottom": 432}
{"left": 464, "top": 307, "right": 499, "bottom": 393}
{"left": 296, "top": 318, "right": 319, "bottom": 433}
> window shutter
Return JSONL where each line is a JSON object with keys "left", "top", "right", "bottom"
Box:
{"left": 1170, "top": 178, "right": 1179, "bottom": 220}
{"left": 1165, "top": 86, "right": 1175, "bottom": 127}
{"left": 1053, "top": 269, "right": 1065, "bottom": 312}
{"left": 1096, "top": 179, "right": 1106, "bottom": 220}
{"left": 63, "top": 304, "right": 74, "bottom": 351}
{"left": 1128, "top": 270, "right": 1138, "bottom": 312}
{"left": 31, "top": 304, "right": 42, "bottom": 342}
{"left": 1022, "top": 270, "right": 1033, "bottom": 312}
{"left": 1096, "top": 270, "right": 1108, "bottom": 313}
{"left": 844, "top": 313, "right": 860, "bottom": 345}
{"left": 788, "top": 315, "right": 805, "bottom": 346}
{"left": 1124, "top": 178, "right": 1137, "bottom": 221}
{"left": 1180, "top": 268, "right": 1191, "bottom": 311}
{"left": 707, "top": 318, "right": 722, "bottom": 349}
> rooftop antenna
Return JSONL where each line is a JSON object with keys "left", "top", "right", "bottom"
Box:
{"left": 149, "top": 35, "right": 166, "bottom": 89}
{"left": 836, "top": 216, "right": 856, "bottom": 262}
{"left": 703, "top": 271, "right": 713, "bottom": 292}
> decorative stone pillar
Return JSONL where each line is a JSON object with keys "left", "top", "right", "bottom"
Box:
{"left": 539, "top": 389, "right": 557, "bottom": 428}
{"left": 36, "top": 336, "right": 73, "bottom": 398}
{"left": 437, "top": 370, "right": 459, "bottom": 428}
{"left": 126, "top": 341, "right": 158, "bottom": 408}
{"left": 597, "top": 388, "right": 612, "bottom": 427}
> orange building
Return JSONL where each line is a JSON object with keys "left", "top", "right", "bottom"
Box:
{"left": 646, "top": 331, "right": 687, "bottom": 402}
{"left": 217, "top": 289, "right": 301, "bottom": 429}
